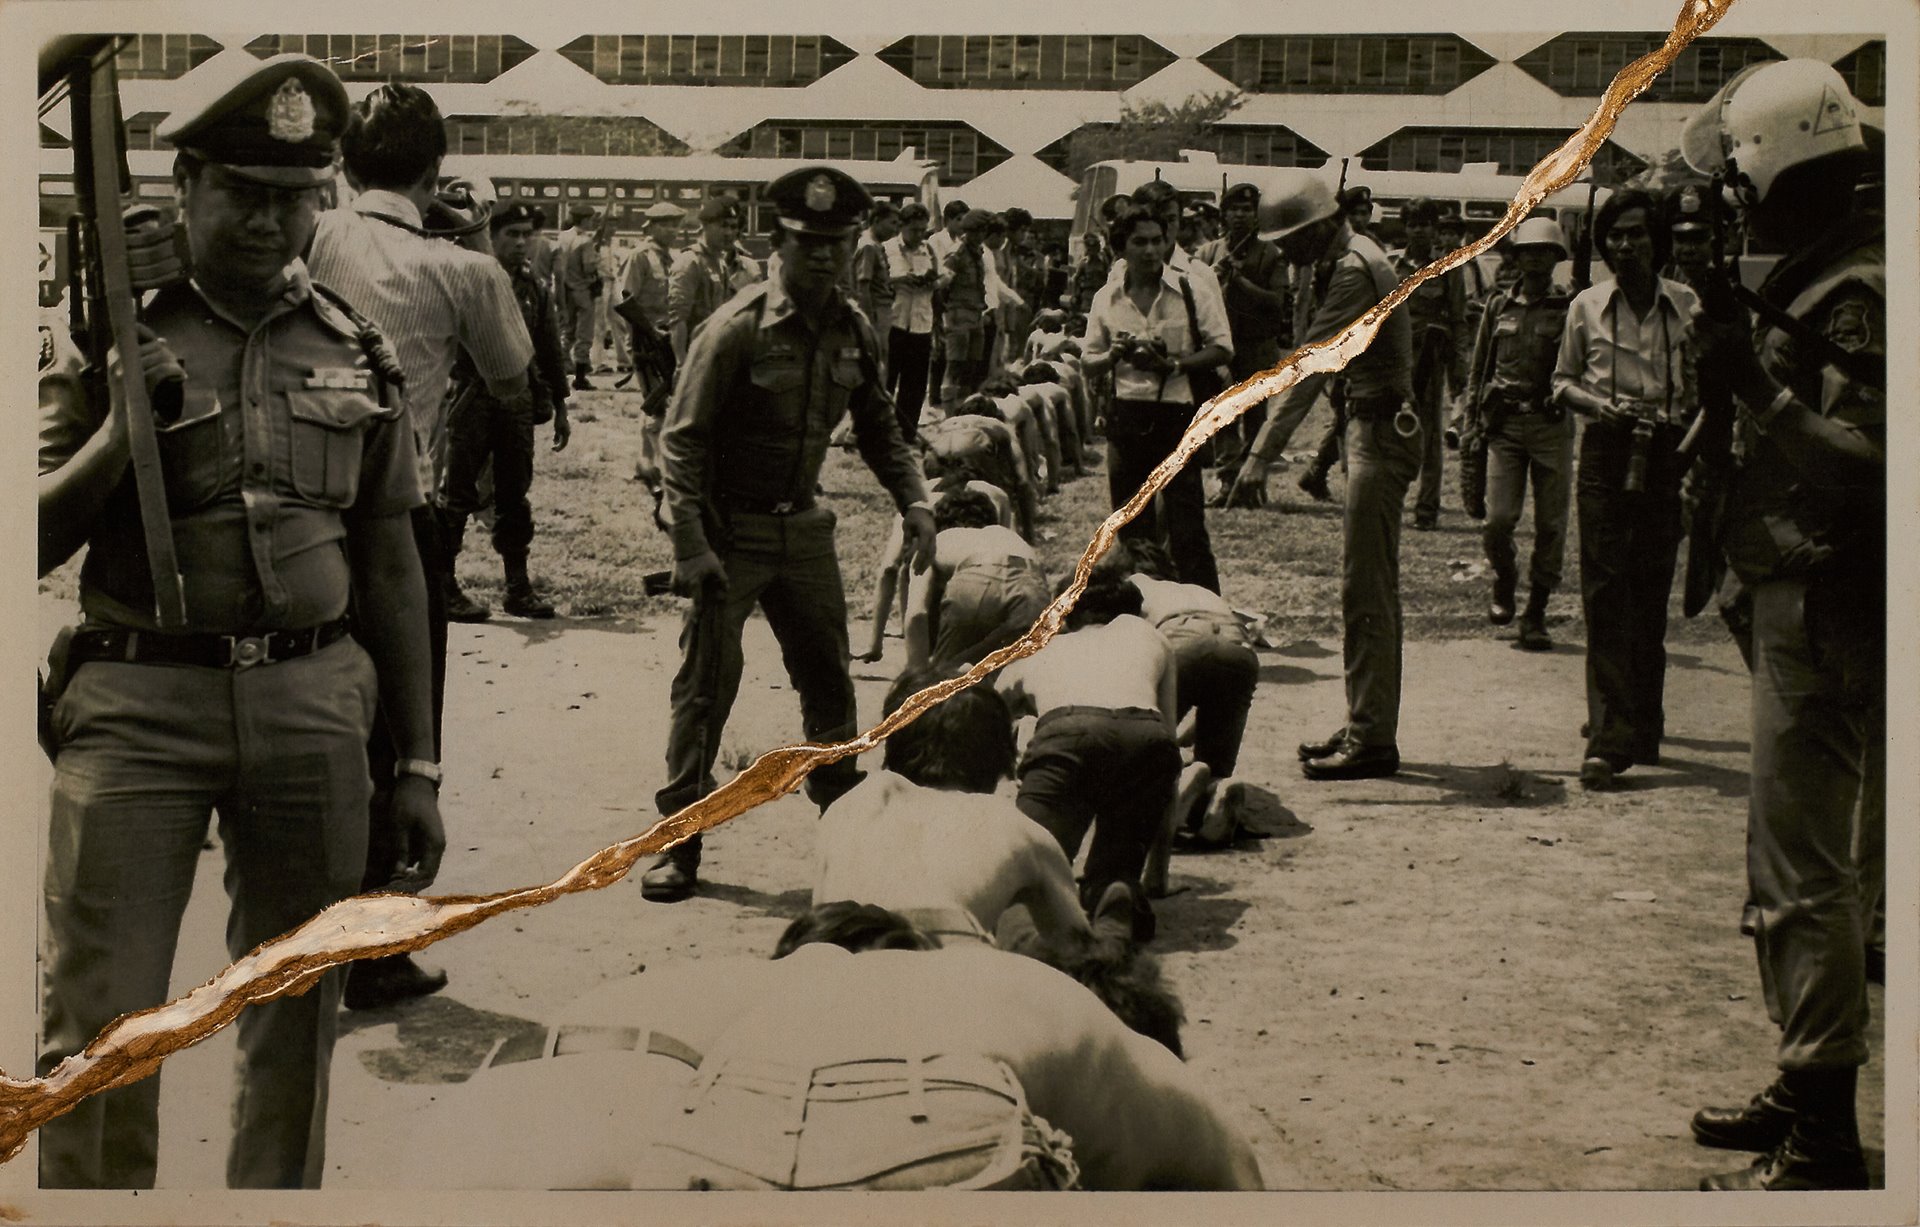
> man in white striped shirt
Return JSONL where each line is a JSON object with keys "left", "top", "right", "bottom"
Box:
{"left": 307, "top": 82, "right": 532, "bottom": 1009}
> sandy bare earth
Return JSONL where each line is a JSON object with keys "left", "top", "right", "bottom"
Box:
{"left": 53, "top": 601, "right": 1884, "bottom": 1194}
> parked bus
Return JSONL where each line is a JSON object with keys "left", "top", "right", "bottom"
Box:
{"left": 36, "top": 146, "right": 942, "bottom": 304}
{"left": 1069, "top": 151, "right": 1612, "bottom": 262}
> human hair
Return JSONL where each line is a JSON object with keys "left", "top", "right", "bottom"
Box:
{"left": 1023, "top": 930, "right": 1186, "bottom": 1057}
{"left": 898, "top": 201, "right": 930, "bottom": 225}
{"left": 339, "top": 83, "right": 447, "bottom": 191}
{"left": 1061, "top": 568, "right": 1142, "bottom": 630}
{"left": 172, "top": 149, "right": 207, "bottom": 185}
{"left": 1002, "top": 206, "right": 1032, "bottom": 231}
{"left": 943, "top": 199, "right": 971, "bottom": 221}
{"left": 980, "top": 374, "right": 1019, "bottom": 397}
{"left": 772, "top": 902, "right": 938, "bottom": 958}
{"left": 531, "top": 207, "right": 548, "bottom": 229}
{"left": 1131, "top": 179, "right": 1179, "bottom": 210}
{"left": 933, "top": 488, "right": 1000, "bottom": 531}
{"left": 957, "top": 393, "right": 1005, "bottom": 421}
{"left": 1108, "top": 209, "right": 1164, "bottom": 251}
{"left": 869, "top": 200, "right": 900, "bottom": 222}
{"left": 1113, "top": 538, "right": 1176, "bottom": 581}
{"left": 1020, "top": 361, "right": 1059, "bottom": 386}
{"left": 1593, "top": 188, "right": 1670, "bottom": 274}
{"left": 1401, "top": 196, "right": 1440, "bottom": 226}
{"left": 882, "top": 666, "right": 1017, "bottom": 793}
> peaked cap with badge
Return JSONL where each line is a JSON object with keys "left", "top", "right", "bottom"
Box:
{"left": 765, "top": 165, "right": 872, "bottom": 238}
{"left": 157, "top": 53, "right": 348, "bottom": 187}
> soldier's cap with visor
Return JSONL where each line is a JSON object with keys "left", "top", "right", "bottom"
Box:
{"left": 1667, "top": 184, "right": 1715, "bottom": 235}
{"left": 491, "top": 201, "right": 541, "bottom": 232}
{"left": 157, "top": 53, "right": 348, "bottom": 188}
{"left": 643, "top": 201, "right": 687, "bottom": 223}
{"left": 765, "top": 166, "right": 872, "bottom": 238}
{"left": 1222, "top": 182, "right": 1261, "bottom": 208}
{"left": 698, "top": 194, "right": 746, "bottom": 225}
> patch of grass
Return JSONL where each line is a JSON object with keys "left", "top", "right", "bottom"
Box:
{"left": 42, "top": 384, "right": 1729, "bottom": 646}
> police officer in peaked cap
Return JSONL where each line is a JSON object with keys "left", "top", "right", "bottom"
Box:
{"left": 38, "top": 51, "right": 441, "bottom": 1189}
{"left": 643, "top": 164, "right": 934, "bottom": 902}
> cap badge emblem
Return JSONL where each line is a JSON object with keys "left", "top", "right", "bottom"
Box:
{"left": 804, "top": 174, "right": 836, "bottom": 213}
{"left": 267, "top": 78, "right": 316, "bottom": 143}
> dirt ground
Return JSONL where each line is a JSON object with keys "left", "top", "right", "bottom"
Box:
{"left": 98, "top": 596, "right": 1887, "bottom": 1195}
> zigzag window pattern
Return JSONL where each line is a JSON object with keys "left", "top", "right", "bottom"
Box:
{"left": 113, "top": 34, "right": 222, "bottom": 80}
{"left": 556, "top": 35, "right": 855, "bottom": 86}
{"left": 243, "top": 34, "right": 535, "bottom": 83}
{"left": 444, "top": 115, "right": 688, "bottom": 158}
{"left": 1358, "top": 126, "right": 1646, "bottom": 181}
{"left": 1832, "top": 40, "right": 1885, "bottom": 107}
{"left": 1211, "top": 125, "right": 1332, "bottom": 168}
{"left": 720, "top": 121, "right": 1009, "bottom": 184}
{"left": 874, "top": 35, "right": 1175, "bottom": 90}
{"left": 1196, "top": 35, "right": 1493, "bottom": 95}
{"left": 1513, "top": 34, "right": 1781, "bottom": 101}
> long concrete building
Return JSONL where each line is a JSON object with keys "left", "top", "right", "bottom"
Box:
{"left": 37, "top": 26, "right": 1885, "bottom": 262}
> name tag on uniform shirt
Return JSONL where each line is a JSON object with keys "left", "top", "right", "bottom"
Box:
{"left": 304, "top": 368, "right": 372, "bottom": 391}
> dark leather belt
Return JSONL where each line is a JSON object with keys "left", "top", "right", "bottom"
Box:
{"left": 726, "top": 496, "right": 817, "bottom": 516}
{"left": 68, "top": 617, "right": 352, "bottom": 670}
{"left": 1346, "top": 393, "right": 1407, "bottom": 421}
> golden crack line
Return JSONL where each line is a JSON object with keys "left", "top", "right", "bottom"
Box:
{"left": 0, "top": 0, "right": 1735, "bottom": 1165}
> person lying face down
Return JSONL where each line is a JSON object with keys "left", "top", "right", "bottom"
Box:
{"left": 395, "top": 905, "right": 1263, "bottom": 1192}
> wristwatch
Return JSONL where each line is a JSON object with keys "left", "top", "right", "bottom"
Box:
{"left": 395, "top": 758, "right": 443, "bottom": 787}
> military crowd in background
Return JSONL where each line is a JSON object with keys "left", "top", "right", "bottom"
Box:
{"left": 32, "top": 43, "right": 1886, "bottom": 1195}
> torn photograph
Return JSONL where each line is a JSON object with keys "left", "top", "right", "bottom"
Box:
{"left": 0, "top": 0, "right": 1913, "bottom": 1223}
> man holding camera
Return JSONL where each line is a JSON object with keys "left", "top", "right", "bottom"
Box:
{"left": 1549, "top": 189, "right": 1699, "bottom": 792}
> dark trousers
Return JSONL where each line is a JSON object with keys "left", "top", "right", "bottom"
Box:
{"left": 656, "top": 508, "right": 863, "bottom": 835}
{"left": 888, "top": 328, "right": 934, "bottom": 443}
{"left": 1107, "top": 398, "right": 1220, "bottom": 593}
{"left": 39, "top": 639, "right": 377, "bottom": 1188}
{"left": 363, "top": 506, "right": 448, "bottom": 892}
{"left": 439, "top": 391, "right": 536, "bottom": 563}
{"left": 1164, "top": 621, "right": 1261, "bottom": 778}
{"left": 1341, "top": 411, "right": 1422, "bottom": 748}
{"left": 1212, "top": 340, "right": 1279, "bottom": 473}
{"left": 1576, "top": 422, "right": 1683, "bottom": 766}
{"left": 1015, "top": 706, "right": 1180, "bottom": 906}
{"left": 1411, "top": 335, "right": 1452, "bottom": 520}
{"left": 1747, "top": 576, "right": 1884, "bottom": 1069}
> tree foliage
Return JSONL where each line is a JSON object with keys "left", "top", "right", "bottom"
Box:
{"left": 1063, "top": 90, "right": 1245, "bottom": 187}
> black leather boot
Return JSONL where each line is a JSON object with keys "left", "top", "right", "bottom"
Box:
{"left": 1700, "top": 1068, "right": 1868, "bottom": 1191}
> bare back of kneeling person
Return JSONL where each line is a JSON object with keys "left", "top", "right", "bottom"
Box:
{"left": 1114, "top": 540, "right": 1260, "bottom": 838}
{"left": 995, "top": 571, "right": 1180, "bottom": 941}
{"left": 920, "top": 405, "right": 1039, "bottom": 540}
{"left": 906, "top": 490, "right": 1051, "bottom": 671}
{"left": 816, "top": 668, "right": 1086, "bottom": 947}
{"left": 858, "top": 483, "right": 1013, "bottom": 664}
{"left": 400, "top": 907, "right": 1263, "bottom": 1191}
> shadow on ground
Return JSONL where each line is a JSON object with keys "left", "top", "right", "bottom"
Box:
{"left": 340, "top": 995, "right": 543, "bottom": 1085}
{"left": 1151, "top": 873, "right": 1251, "bottom": 954}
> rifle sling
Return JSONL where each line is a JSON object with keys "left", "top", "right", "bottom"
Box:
{"left": 83, "top": 55, "right": 187, "bottom": 628}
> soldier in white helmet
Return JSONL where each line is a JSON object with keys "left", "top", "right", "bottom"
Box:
{"left": 1678, "top": 58, "right": 1885, "bottom": 1193}
{"left": 1458, "top": 217, "right": 1576, "bottom": 650}
{"left": 1231, "top": 169, "right": 1416, "bottom": 782}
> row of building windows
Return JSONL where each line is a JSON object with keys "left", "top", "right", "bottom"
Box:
{"left": 1512, "top": 34, "right": 1781, "bottom": 101}
{"left": 873, "top": 35, "right": 1176, "bottom": 90}
{"left": 1357, "top": 127, "right": 1647, "bottom": 181}
{"left": 1032, "top": 123, "right": 1332, "bottom": 175}
{"left": 113, "top": 34, "right": 222, "bottom": 79}
{"left": 1834, "top": 40, "right": 1886, "bottom": 106}
{"left": 719, "top": 121, "right": 1010, "bottom": 184}
{"left": 555, "top": 35, "right": 855, "bottom": 87}
{"left": 243, "top": 34, "right": 536, "bottom": 83}
{"left": 444, "top": 115, "right": 687, "bottom": 158}
{"left": 1197, "top": 35, "right": 1494, "bottom": 95}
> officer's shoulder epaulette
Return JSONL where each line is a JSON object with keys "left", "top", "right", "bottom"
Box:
{"left": 307, "top": 278, "right": 364, "bottom": 339}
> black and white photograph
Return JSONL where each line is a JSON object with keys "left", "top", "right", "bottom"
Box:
{"left": 1, "top": 0, "right": 1913, "bottom": 1222}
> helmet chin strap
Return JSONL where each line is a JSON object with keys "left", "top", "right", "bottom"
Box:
{"left": 1715, "top": 162, "right": 1760, "bottom": 212}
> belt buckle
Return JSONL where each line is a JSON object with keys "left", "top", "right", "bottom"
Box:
{"left": 227, "top": 634, "right": 270, "bottom": 669}
{"left": 771, "top": 500, "right": 795, "bottom": 515}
